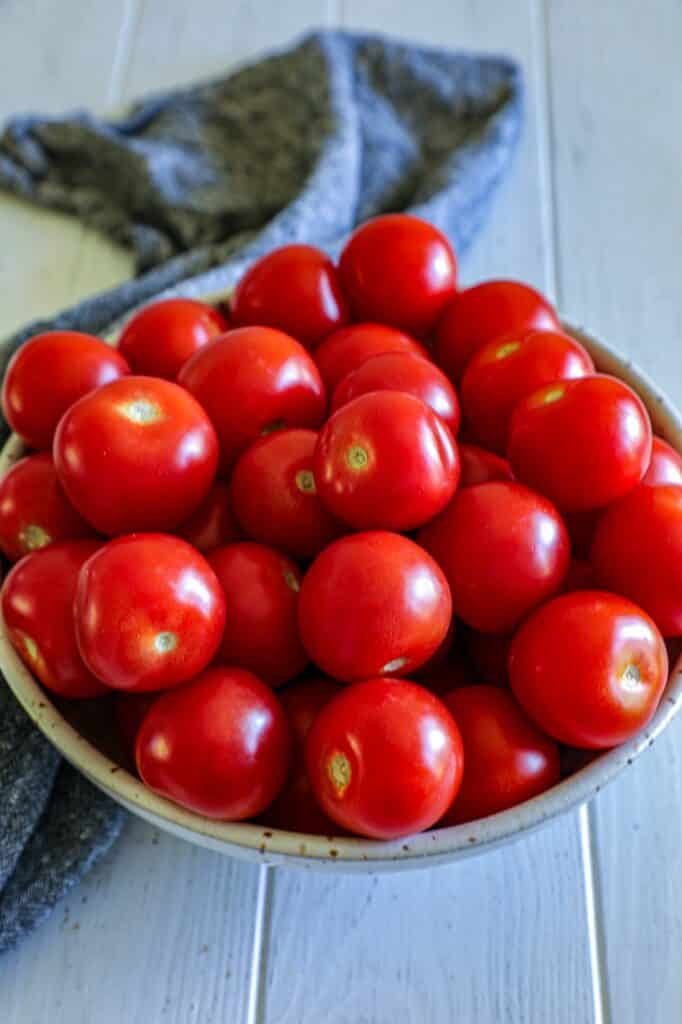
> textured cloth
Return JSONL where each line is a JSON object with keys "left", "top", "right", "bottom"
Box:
{"left": 0, "top": 29, "right": 522, "bottom": 953}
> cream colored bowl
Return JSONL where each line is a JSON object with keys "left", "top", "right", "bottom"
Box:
{"left": 2, "top": 310, "right": 681, "bottom": 872}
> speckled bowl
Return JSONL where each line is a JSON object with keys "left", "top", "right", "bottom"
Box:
{"left": 2, "top": 308, "right": 681, "bottom": 872}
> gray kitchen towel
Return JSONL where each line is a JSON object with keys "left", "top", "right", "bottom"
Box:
{"left": 0, "top": 29, "right": 522, "bottom": 953}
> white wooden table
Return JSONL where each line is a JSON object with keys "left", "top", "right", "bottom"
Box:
{"left": 1, "top": 2, "right": 681, "bottom": 1020}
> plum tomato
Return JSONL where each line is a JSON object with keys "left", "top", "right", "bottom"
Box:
{"left": 314, "top": 391, "right": 459, "bottom": 532}
{"left": 461, "top": 328, "right": 594, "bottom": 453}
{"left": 641, "top": 436, "right": 682, "bottom": 486}
{"left": 114, "top": 692, "right": 158, "bottom": 765}
{"left": 231, "top": 244, "right": 350, "bottom": 349}
{"left": 2, "top": 331, "right": 129, "bottom": 450}
{"left": 176, "top": 483, "right": 243, "bottom": 553}
{"left": 466, "top": 631, "right": 512, "bottom": 687}
{"left": 440, "top": 685, "right": 561, "bottom": 824}
{"left": 209, "top": 542, "right": 308, "bottom": 687}
{"left": 117, "top": 298, "right": 228, "bottom": 379}
{"left": 507, "top": 375, "right": 652, "bottom": 511}
{"left": 230, "top": 429, "right": 345, "bottom": 560}
{"left": 75, "top": 534, "right": 226, "bottom": 692}
{"left": 54, "top": 375, "right": 218, "bottom": 535}
{"left": 509, "top": 591, "right": 668, "bottom": 748}
{"left": 418, "top": 481, "right": 569, "bottom": 634}
{"left": 297, "top": 531, "right": 452, "bottom": 683}
{"left": 339, "top": 215, "right": 457, "bottom": 337}
{"left": 136, "top": 666, "right": 291, "bottom": 820}
{"left": 313, "top": 323, "right": 430, "bottom": 395}
{"left": 305, "top": 677, "right": 463, "bottom": 839}
{"left": 458, "top": 443, "right": 514, "bottom": 488}
{"left": 0, "top": 453, "right": 96, "bottom": 562}
{"left": 178, "top": 327, "right": 326, "bottom": 473}
{"left": 1, "top": 540, "right": 106, "bottom": 698}
{"left": 434, "top": 280, "right": 559, "bottom": 381}
{"left": 591, "top": 485, "right": 682, "bottom": 636}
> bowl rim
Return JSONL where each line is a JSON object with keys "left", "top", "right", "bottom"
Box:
{"left": 2, "top": 307, "right": 682, "bottom": 869}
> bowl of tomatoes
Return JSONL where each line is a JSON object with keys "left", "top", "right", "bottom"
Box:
{"left": 1, "top": 214, "right": 681, "bottom": 871}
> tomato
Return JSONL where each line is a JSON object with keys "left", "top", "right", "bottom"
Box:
{"left": 331, "top": 351, "right": 460, "bottom": 433}
{"left": 1, "top": 540, "right": 105, "bottom": 698}
{"left": 305, "top": 677, "right": 463, "bottom": 839}
{"left": 562, "top": 558, "right": 595, "bottom": 593}
{"left": 136, "top": 666, "right": 291, "bottom": 820}
{"left": 418, "top": 481, "right": 569, "bottom": 633}
{"left": 314, "top": 392, "right": 459, "bottom": 531}
{"left": 466, "top": 631, "right": 512, "bottom": 687}
{"left": 313, "top": 323, "right": 429, "bottom": 395}
{"left": 209, "top": 542, "right": 308, "bottom": 688}
{"left": 508, "top": 375, "right": 652, "bottom": 510}
{"left": 591, "top": 485, "right": 682, "bottom": 636}
{"left": 230, "top": 429, "right": 345, "bottom": 560}
{"left": 54, "top": 375, "right": 218, "bottom": 535}
{"left": 458, "top": 443, "right": 514, "bottom": 488}
{"left": 117, "top": 298, "right": 228, "bottom": 379}
{"left": 75, "top": 534, "right": 226, "bottom": 692}
{"left": 0, "top": 453, "right": 96, "bottom": 563}
{"left": 298, "top": 531, "right": 452, "bottom": 682}
{"left": 178, "top": 327, "right": 326, "bottom": 473}
{"left": 2, "top": 331, "right": 130, "bottom": 450}
{"left": 461, "top": 329, "right": 594, "bottom": 453}
{"left": 114, "top": 692, "right": 158, "bottom": 765}
{"left": 434, "top": 280, "right": 559, "bottom": 381}
{"left": 231, "top": 244, "right": 349, "bottom": 349}
{"left": 509, "top": 591, "right": 668, "bottom": 748}
{"left": 642, "top": 436, "right": 682, "bottom": 486}
{"left": 440, "top": 686, "right": 561, "bottom": 824}
{"left": 176, "top": 483, "right": 242, "bottom": 553}
{"left": 339, "top": 215, "right": 457, "bottom": 337}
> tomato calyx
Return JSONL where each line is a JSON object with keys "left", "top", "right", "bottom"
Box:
{"left": 346, "top": 444, "right": 371, "bottom": 471}
{"left": 295, "top": 469, "right": 316, "bottom": 494}
{"left": 19, "top": 524, "right": 51, "bottom": 551}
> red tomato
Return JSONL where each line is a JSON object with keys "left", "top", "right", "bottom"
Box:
{"left": 562, "top": 558, "right": 595, "bottom": 593}
{"left": 314, "top": 323, "right": 429, "bottom": 395}
{"left": 458, "top": 443, "right": 514, "bottom": 487}
{"left": 305, "top": 677, "right": 463, "bottom": 839}
{"left": 418, "top": 481, "right": 569, "bottom": 633}
{"left": 178, "top": 327, "right": 326, "bottom": 473}
{"left": 461, "top": 329, "right": 594, "bottom": 453}
{"left": 2, "top": 331, "right": 129, "bottom": 450}
{"left": 440, "top": 686, "right": 561, "bottom": 824}
{"left": 230, "top": 429, "right": 345, "bottom": 560}
{"left": 114, "top": 692, "right": 158, "bottom": 765}
{"left": 209, "top": 542, "right": 308, "bottom": 687}
{"left": 591, "top": 485, "right": 682, "bottom": 636}
{"left": 466, "top": 631, "right": 512, "bottom": 687}
{"left": 642, "top": 436, "right": 682, "bottom": 486}
{"left": 176, "top": 483, "right": 242, "bottom": 553}
{"left": 0, "top": 453, "right": 96, "bottom": 562}
{"left": 434, "top": 280, "right": 559, "bottom": 381}
{"left": 331, "top": 351, "right": 460, "bottom": 433}
{"left": 298, "top": 531, "right": 452, "bottom": 682}
{"left": 136, "top": 666, "right": 291, "bottom": 820}
{"left": 339, "top": 215, "right": 457, "bottom": 337}
{"left": 231, "top": 245, "right": 349, "bottom": 349}
{"left": 54, "top": 375, "right": 218, "bottom": 535}
{"left": 508, "top": 375, "right": 652, "bottom": 510}
{"left": 314, "top": 392, "right": 459, "bottom": 531}
{"left": 75, "top": 534, "right": 226, "bottom": 692}
{"left": 1, "top": 540, "right": 105, "bottom": 698}
{"left": 509, "top": 591, "right": 668, "bottom": 748}
{"left": 117, "top": 298, "right": 227, "bottom": 379}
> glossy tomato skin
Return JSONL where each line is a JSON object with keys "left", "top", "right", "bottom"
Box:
{"left": 508, "top": 375, "right": 652, "bottom": 510}
{"left": 1, "top": 540, "right": 106, "bottom": 698}
{"left": 176, "top": 483, "right": 243, "bottom": 553}
{"left": 0, "top": 453, "right": 97, "bottom": 563}
{"left": 509, "top": 591, "right": 668, "bottom": 748}
{"left": 314, "top": 323, "right": 429, "bottom": 395}
{"left": 434, "top": 280, "right": 559, "bottom": 382}
{"left": 209, "top": 542, "right": 308, "bottom": 687}
{"left": 642, "top": 436, "right": 682, "bottom": 486}
{"left": 178, "top": 327, "right": 326, "bottom": 473}
{"left": 75, "top": 534, "right": 226, "bottom": 692}
{"left": 418, "top": 481, "right": 569, "bottom": 633}
{"left": 118, "top": 298, "right": 228, "bottom": 379}
{"left": 136, "top": 666, "right": 291, "bottom": 820}
{"left": 314, "top": 392, "right": 459, "bottom": 531}
{"left": 591, "top": 485, "right": 682, "bottom": 636}
{"left": 458, "top": 443, "right": 514, "bottom": 488}
{"left": 331, "top": 351, "right": 460, "bottom": 433}
{"left": 115, "top": 692, "right": 158, "bottom": 765}
{"left": 231, "top": 244, "right": 349, "bottom": 349}
{"left": 54, "top": 375, "right": 218, "bottom": 535}
{"left": 461, "top": 329, "right": 594, "bottom": 453}
{"left": 298, "top": 531, "right": 452, "bottom": 682}
{"left": 305, "top": 677, "right": 463, "bottom": 839}
{"left": 2, "top": 331, "right": 130, "bottom": 450}
{"left": 440, "top": 685, "right": 561, "bottom": 824}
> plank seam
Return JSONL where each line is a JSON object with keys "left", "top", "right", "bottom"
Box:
{"left": 579, "top": 804, "right": 612, "bottom": 1024}
{"left": 107, "top": 0, "right": 145, "bottom": 109}
{"left": 246, "top": 865, "right": 273, "bottom": 1024}
{"left": 531, "top": 0, "right": 560, "bottom": 301}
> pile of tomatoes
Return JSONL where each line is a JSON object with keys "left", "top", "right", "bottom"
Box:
{"left": 1, "top": 213, "right": 680, "bottom": 842}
